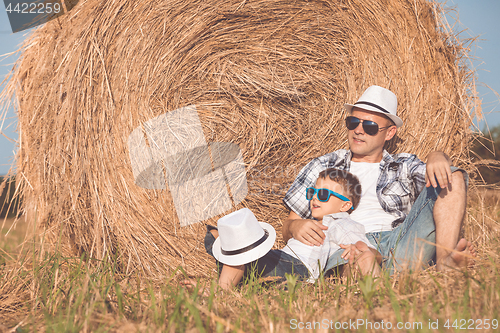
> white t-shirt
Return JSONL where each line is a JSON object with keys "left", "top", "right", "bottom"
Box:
{"left": 349, "top": 161, "right": 396, "bottom": 232}
{"left": 281, "top": 212, "right": 375, "bottom": 281}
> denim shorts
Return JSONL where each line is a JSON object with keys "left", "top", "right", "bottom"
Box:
{"left": 325, "top": 166, "right": 468, "bottom": 274}
{"left": 204, "top": 225, "right": 309, "bottom": 281}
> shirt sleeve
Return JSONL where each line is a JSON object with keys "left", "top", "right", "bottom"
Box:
{"left": 406, "top": 154, "right": 426, "bottom": 196}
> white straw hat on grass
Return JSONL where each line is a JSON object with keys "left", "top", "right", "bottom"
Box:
{"left": 344, "top": 85, "right": 403, "bottom": 128}
{"left": 212, "top": 208, "right": 276, "bottom": 266}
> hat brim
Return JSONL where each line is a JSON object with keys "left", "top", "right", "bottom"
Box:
{"left": 344, "top": 103, "right": 403, "bottom": 128}
{"left": 212, "top": 222, "right": 276, "bottom": 266}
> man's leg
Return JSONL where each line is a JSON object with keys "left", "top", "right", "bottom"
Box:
{"left": 384, "top": 182, "right": 440, "bottom": 273}
{"left": 387, "top": 168, "right": 474, "bottom": 273}
{"left": 434, "top": 171, "right": 475, "bottom": 270}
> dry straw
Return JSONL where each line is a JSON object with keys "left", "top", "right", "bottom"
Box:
{"left": 0, "top": 0, "right": 481, "bottom": 279}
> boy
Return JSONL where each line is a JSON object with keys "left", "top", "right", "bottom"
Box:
{"left": 205, "top": 168, "right": 382, "bottom": 290}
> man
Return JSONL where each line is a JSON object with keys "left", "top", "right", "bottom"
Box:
{"left": 282, "top": 85, "right": 475, "bottom": 273}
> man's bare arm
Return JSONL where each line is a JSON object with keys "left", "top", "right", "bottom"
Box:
{"left": 282, "top": 210, "right": 300, "bottom": 242}
{"left": 283, "top": 210, "right": 327, "bottom": 246}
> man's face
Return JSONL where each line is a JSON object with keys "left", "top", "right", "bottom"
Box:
{"left": 309, "top": 178, "right": 352, "bottom": 220}
{"left": 347, "top": 108, "right": 397, "bottom": 162}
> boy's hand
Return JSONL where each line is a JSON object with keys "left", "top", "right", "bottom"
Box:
{"left": 340, "top": 244, "right": 362, "bottom": 263}
{"left": 290, "top": 219, "right": 328, "bottom": 246}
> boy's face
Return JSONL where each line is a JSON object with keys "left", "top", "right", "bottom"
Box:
{"left": 309, "top": 178, "right": 353, "bottom": 220}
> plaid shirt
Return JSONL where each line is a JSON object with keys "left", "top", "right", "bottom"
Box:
{"left": 283, "top": 149, "right": 426, "bottom": 228}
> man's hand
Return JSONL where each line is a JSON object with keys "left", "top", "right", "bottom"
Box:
{"left": 425, "top": 151, "right": 452, "bottom": 188}
{"left": 282, "top": 211, "right": 327, "bottom": 246}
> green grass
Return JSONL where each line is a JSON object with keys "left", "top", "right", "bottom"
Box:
{"left": 1, "top": 249, "right": 499, "bottom": 332}
{"left": 0, "top": 193, "right": 499, "bottom": 332}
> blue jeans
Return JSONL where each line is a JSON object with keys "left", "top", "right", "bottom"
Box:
{"left": 204, "top": 225, "right": 309, "bottom": 281}
{"left": 325, "top": 167, "right": 468, "bottom": 274}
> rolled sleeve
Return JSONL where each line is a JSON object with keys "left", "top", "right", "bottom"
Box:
{"left": 407, "top": 154, "right": 427, "bottom": 195}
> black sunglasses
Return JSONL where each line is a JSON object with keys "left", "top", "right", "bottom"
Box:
{"left": 345, "top": 116, "right": 392, "bottom": 136}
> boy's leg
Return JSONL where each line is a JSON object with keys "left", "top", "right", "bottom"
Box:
{"left": 210, "top": 229, "right": 219, "bottom": 239}
{"left": 204, "top": 225, "right": 218, "bottom": 257}
{"left": 204, "top": 225, "right": 223, "bottom": 275}
{"left": 204, "top": 226, "right": 308, "bottom": 283}
{"left": 251, "top": 250, "right": 309, "bottom": 280}
{"left": 181, "top": 225, "right": 221, "bottom": 294}
{"left": 205, "top": 226, "right": 245, "bottom": 289}
{"left": 219, "top": 265, "right": 245, "bottom": 290}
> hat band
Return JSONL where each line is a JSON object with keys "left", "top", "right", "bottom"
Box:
{"left": 354, "top": 101, "right": 390, "bottom": 114}
{"left": 221, "top": 230, "right": 269, "bottom": 256}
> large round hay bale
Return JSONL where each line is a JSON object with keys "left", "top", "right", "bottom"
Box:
{"left": 5, "top": 0, "right": 477, "bottom": 278}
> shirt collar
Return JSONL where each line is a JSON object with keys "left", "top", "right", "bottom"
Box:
{"left": 324, "top": 212, "right": 350, "bottom": 220}
{"left": 380, "top": 150, "right": 396, "bottom": 169}
{"left": 342, "top": 150, "right": 352, "bottom": 171}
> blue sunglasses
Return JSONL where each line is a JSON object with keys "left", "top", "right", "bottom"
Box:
{"left": 306, "top": 187, "right": 350, "bottom": 202}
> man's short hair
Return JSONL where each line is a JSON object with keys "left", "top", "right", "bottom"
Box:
{"left": 317, "top": 168, "right": 361, "bottom": 213}
{"left": 385, "top": 115, "right": 396, "bottom": 127}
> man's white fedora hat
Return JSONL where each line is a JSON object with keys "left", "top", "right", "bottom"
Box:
{"left": 212, "top": 208, "right": 276, "bottom": 266}
{"left": 344, "top": 85, "right": 403, "bottom": 128}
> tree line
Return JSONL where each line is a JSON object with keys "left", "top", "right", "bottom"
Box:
{"left": 0, "top": 177, "right": 19, "bottom": 218}
{"left": 472, "top": 124, "right": 500, "bottom": 185}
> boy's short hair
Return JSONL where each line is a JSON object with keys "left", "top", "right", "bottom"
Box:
{"left": 317, "top": 168, "right": 361, "bottom": 213}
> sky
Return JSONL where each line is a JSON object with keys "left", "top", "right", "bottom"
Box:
{"left": 446, "top": 0, "right": 500, "bottom": 129}
{"left": 0, "top": 0, "right": 499, "bottom": 176}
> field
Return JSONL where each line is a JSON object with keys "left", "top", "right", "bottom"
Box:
{"left": 0, "top": 189, "right": 499, "bottom": 332}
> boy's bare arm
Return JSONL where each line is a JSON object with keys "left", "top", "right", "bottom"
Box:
{"left": 283, "top": 210, "right": 327, "bottom": 246}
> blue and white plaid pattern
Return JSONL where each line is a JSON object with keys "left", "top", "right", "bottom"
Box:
{"left": 283, "top": 149, "right": 426, "bottom": 228}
